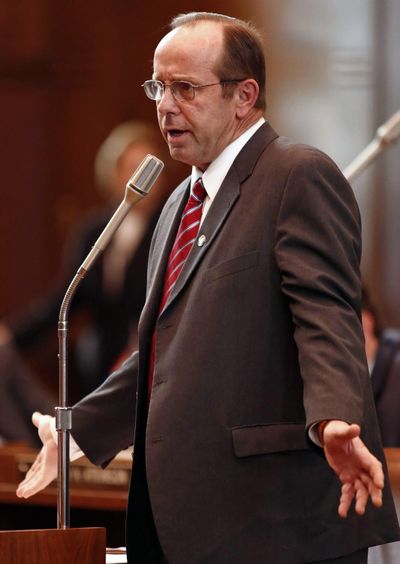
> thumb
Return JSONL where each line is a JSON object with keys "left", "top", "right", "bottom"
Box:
{"left": 325, "top": 421, "right": 360, "bottom": 439}
{"left": 32, "top": 411, "right": 43, "bottom": 428}
{"left": 32, "top": 412, "right": 55, "bottom": 445}
{"left": 340, "top": 423, "right": 361, "bottom": 440}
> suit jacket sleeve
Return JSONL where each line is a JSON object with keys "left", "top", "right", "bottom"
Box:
{"left": 274, "top": 148, "right": 367, "bottom": 429}
{"left": 71, "top": 351, "right": 138, "bottom": 466}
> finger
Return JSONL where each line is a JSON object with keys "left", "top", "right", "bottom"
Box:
{"left": 16, "top": 448, "right": 50, "bottom": 498}
{"left": 32, "top": 411, "right": 43, "bottom": 428}
{"left": 338, "top": 483, "right": 354, "bottom": 518}
{"left": 16, "top": 460, "right": 44, "bottom": 497}
{"left": 328, "top": 422, "right": 360, "bottom": 443}
{"left": 16, "top": 476, "right": 39, "bottom": 498}
{"left": 359, "top": 467, "right": 384, "bottom": 495}
{"left": 16, "top": 481, "right": 33, "bottom": 498}
{"left": 354, "top": 478, "right": 369, "bottom": 515}
{"left": 370, "top": 461, "right": 384, "bottom": 489}
{"left": 366, "top": 476, "right": 384, "bottom": 509}
{"left": 370, "top": 487, "right": 383, "bottom": 508}
{"left": 17, "top": 477, "right": 43, "bottom": 498}
{"left": 353, "top": 438, "right": 384, "bottom": 484}
{"left": 336, "top": 423, "right": 360, "bottom": 443}
{"left": 346, "top": 423, "right": 361, "bottom": 438}
{"left": 17, "top": 467, "right": 54, "bottom": 498}
{"left": 358, "top": 462, "right": 384, "bottom": 499}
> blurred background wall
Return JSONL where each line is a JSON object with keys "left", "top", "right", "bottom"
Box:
{"left": 0, "top": 0, "right": 399, "bottom": 335}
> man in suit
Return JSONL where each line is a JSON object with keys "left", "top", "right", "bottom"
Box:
{"left": 17, "top": 12, "right": 400, "bottom": 563}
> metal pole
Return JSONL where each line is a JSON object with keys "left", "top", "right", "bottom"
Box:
{"left": 56, "top": 270, "right": 85, "bottom": 528}
{"left": 54, "top": 154, "right": 163, "bottom": 528}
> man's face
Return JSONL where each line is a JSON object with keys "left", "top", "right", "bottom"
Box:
{"left": 153, "top": 22, "right": 242, "bottom": 171}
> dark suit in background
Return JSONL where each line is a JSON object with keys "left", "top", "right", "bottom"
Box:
{"left": 371, "top": 329, "right": 400, "bottom": 446}
{"left": 0, "top": 344, "right": 54, "bottom": 446}
{"left": 6, "top": 209, "right": 157, "bottom": 396}
{"left": 0, "top": 210, "right": 158, "bottom": 445}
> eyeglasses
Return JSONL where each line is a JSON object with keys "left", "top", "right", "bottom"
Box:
{"left": 142, "top": 79, "right": 245, "bottom": 102}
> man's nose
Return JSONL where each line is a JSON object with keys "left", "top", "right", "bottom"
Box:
{"left": 157, "top": 86, "right": 180, "bottom": 113}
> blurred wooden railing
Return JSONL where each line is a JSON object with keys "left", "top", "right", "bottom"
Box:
{"left": 0, "top": 443, "right": 130, "bottom": 511}
{"left": 384, "top": 448, "right": 400, "bottom": 507}
{"left": 0, "top": 443, "right": 130, "bottom": 546}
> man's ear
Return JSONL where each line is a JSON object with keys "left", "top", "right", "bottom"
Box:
{"left": 236, "top": 79, "right": 259, "bottom": 118}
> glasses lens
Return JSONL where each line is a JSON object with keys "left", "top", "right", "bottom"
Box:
{"left": 143, "top": 80, "right": 196, "bottom": 102}
{"left": 143, "top": 80, "right": 162, "bottom": 100}
{"left": 172, "top": 81, "right": 194, "bottom": 101}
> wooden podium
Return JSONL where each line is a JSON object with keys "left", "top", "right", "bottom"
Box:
{"left": 0, "top": 527, "right": 106, "bottom": 564}
{"left": 0, "top": 444, "right": 132, "bottom": 563}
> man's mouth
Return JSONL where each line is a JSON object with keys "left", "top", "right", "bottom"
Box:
{"left": 168, "top": 129, "right": 185, "bottom": 138}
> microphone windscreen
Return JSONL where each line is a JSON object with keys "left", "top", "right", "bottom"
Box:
{"left": 127, "top": 154, "right": 164, "bottom": 195}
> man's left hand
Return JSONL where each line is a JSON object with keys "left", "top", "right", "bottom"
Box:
{"left": 321, "top": 420, "right": 384, "bottom": 518}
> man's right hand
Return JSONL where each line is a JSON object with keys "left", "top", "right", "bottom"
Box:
{"left": 16, "top": 412, "right": 58, "bottom": 498}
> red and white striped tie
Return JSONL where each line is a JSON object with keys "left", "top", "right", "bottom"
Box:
{"left": 148, "top": 178, "right": 207, "bottom": 397}
{"left": 158, "top": 178, "right": 207, "bottom": 313}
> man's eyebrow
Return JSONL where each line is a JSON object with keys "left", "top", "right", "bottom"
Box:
{"left": 152, "top": 72, "right": 200, "bottom": 83}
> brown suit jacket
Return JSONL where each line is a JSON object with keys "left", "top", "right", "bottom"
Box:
{"left": 73, "top": 122, "right": 400, "bottom": 563}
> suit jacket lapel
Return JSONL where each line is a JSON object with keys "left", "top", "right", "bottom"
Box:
{"left": 137, "top": 178, "right": 190, "bottom": 334}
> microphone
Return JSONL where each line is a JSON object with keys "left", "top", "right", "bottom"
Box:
{"left": 80, "top": 153, "right": 164, "bottom": 272}
{"left": 343, "top": 109, "right": 400, "bottom": 183}
{"left": 56, "top": 152, "right": 164, "bottom": 528}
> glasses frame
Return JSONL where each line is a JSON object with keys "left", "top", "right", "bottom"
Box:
{"left": 142, "top": 78, "right": 246, "bottom": 102}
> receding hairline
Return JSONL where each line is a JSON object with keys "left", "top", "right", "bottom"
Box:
{"left": 169, "top": 12, "right": 264, "bottom": 44}
{"left": 170, "top": 12, "right": 246, "bottom": 30}
{"left": 157, "top": 18, "right": 225, "bottom": 48}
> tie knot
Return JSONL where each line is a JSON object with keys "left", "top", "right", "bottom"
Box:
{"left": 191, "top": 178, "right": 207, "bottom": 203}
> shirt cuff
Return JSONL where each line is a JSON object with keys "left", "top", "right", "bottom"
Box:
{"left": 309, "top": 422, "right": 323, "bottom": 447}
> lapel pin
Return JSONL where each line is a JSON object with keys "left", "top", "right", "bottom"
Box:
{"left": 197, "top": 234, "right": 206, "bottom": 247}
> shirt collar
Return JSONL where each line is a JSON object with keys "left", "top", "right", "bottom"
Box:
{"left": 190, "top": 117, "right": 265, "bottom": 200}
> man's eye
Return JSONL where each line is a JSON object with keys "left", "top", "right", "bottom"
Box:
{"left": 177, "top": 82, "right": 192, "bottom": 92}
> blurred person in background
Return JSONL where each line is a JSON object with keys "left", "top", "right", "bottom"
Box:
{"left": 362, "top": 286, "right": 400, "bottom": 447}
{"left": 0, "top": 120, "right": 173, "bottom": 446}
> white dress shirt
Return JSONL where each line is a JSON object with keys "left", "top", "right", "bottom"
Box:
{"left": 191, "top": 117, "right": 265, "bottom": 222}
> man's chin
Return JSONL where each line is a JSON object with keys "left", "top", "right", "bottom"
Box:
{"left": 168, "top": 146, "right": 191, "bottom": 165}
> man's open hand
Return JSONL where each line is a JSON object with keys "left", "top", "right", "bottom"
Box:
{"left": 16, "top": 412, "right": 58, "bottom": 498}
{"left": 322, "top": 420, "right": 384, "bottom": 518}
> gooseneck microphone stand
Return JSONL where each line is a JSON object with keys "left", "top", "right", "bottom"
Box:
{"left": 55, "top": 154, "right": 164, "bottom": 529}
{"left": 343, "top": 109, "right": 400, "bottom": 182}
